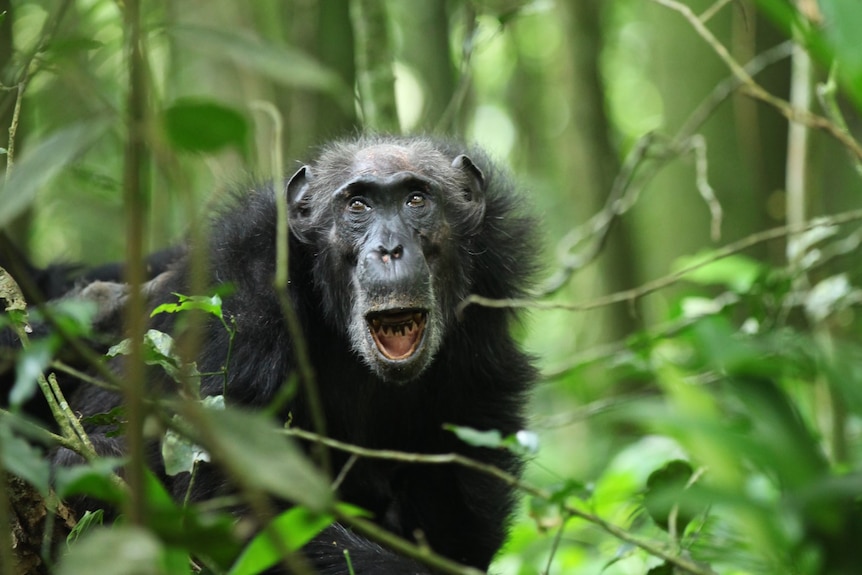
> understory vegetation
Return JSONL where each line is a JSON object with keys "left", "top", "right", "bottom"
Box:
{"left": 3, "top": 1, "right": 862, "bottom": 574}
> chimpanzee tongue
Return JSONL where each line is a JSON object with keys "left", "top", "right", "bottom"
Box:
{"left": 378, "top": 331, "right": 417, "bottom": 359}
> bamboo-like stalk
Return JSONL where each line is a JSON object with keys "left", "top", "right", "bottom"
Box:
{"left": 121, "top": 0, "right": 150, "bottom": 527}
{"left": 349, "top": 0, "right": 399, "bottom": 132}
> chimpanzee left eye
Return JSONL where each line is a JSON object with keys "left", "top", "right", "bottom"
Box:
{"left": 406, "top": 193, "right": 426, "bottom": 208}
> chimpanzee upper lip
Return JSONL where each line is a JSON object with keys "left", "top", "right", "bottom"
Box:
{"left": 366, "top": 309, "right": 428, "bottom": 360}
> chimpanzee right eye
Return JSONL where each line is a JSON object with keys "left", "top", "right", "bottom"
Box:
{"left": 348, "top": 198, "right": 370, "bottom": 213}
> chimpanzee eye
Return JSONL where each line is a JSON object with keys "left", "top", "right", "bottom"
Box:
{"left": 348, "top": 198, "right": 370, "bottom": 213}
{"left": 406, "top": 193, "right": 426, "bottom": 208}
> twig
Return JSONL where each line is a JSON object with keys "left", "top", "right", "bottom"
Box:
{"left": 285, "top": 427, "right": 717, "bottom": 575}
{"left": 3, "top": 0, "right": 74, "bottom": 177}
{"left": 337, "top": 512, "right": 485, "bottom": 575}
{"left": 541, "top": 41, "right": 793, "bottom": 297}
{"left": 690, "top": 134, "right": 722, "bottom": 241}
{"left": 251, "top": 100, "right": 330, "bottom": 476}
{"left": 785, "top": 15, "right": 813, "bottom": 267}
{"left": 816, "top": 63, "right": 862, "bottom": 177}
{"left": 699, "top": 0, "right": 734, "bottom": 23}
{"left": 650, "top": 0, "right": 862, "bottom": 161}
{"left": 460, "top": 207, "right": 862, "bottom": 315}
{"left": 120, "top": 0, "right": 149, "bottom": 526}
{"left": 0, "top": 266, "right": 100, "bottom": 461}
{"left": 542, "top": 511, "right": 571, "bottom": 575}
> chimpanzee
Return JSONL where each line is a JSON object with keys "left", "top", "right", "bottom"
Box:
{"left": 5, "top": 135, "right": 539, "bottom": 574}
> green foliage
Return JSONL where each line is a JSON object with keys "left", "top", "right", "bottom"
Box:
{"left": 227, "top": 506, "right": 339, "bottom": 575}
{"left": 5, "top": 1, "right": 862, "bottom": 574}
{"left": 163, "top": 100, "right": 249, "bottom": 155}
{"left": 0, "top": 119, "right": 110, "bottom": 229}
{"left": 0, "top": 418, "right": 51, "bottom": 496}
{"left": 107, "top": 329, "right": 192, "bottom": 384}
{"left": 9, "top": 299, "right": 98, "bottom": 407}
{"left": 54, "top": 458, "right": 127, "bottom": 505}
{"left": 161, "top": 396, "right": 222, "bottom": 477}
{"left": 445, "top": 424, "right": 539, "bottom": 455}
{"left": 168, "top": 25, "right": 351, "bottom": 107}
{"left": 643, "top": 459, "right": 696, "bottom": 533}
{"left": 199, "top": 405, "right": 332, "bottom": 512}
{"left": 756, "top": 0, "right": 862, "bottom": 108}
{"left": 66, "top": 510, "right": 104, "bottom": 546}
{"left": 56, "top": 526, "right": 167, "bottom": 575}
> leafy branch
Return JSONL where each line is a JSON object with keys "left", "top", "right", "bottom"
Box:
{"left": 284, "top": 427, "right": 717, "bottom": 575}
{"left": 459, "top": 206, "right": 862, "bottom": 315}
{"left": 650, "top": 0, "right": 862, "bottom": 160}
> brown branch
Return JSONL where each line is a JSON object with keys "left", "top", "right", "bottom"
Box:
{"left": 285, "top": 428, "right": 717, "bottom": 575}
{"left": 650, "top": 0, "right": 862, "bottom": 161}
{"left": 120, "top": 0, "right": 149, "bottom": 526}
{"left": 541, "top": 40, "right": 794, "bottom": 297}
{"left": 699, "top": 0, "right": 734, "bottom": 23}
{"left": 3, "top": 0, "right": 74, "bottom": 177}
{"left": 460, "top": 208, "right": 862, "bottom": 315}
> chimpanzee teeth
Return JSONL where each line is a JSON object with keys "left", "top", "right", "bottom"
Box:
{"left": 377, "top": 319, "right": 421, "bottom": 336}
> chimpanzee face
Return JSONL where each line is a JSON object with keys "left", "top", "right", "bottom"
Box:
{"left": 287, "top": 141, "right": 486, "bottom": 383}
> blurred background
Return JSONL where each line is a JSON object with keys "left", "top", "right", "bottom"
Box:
{"left": 3, "top": 0, "right": 862, "bottom": 573}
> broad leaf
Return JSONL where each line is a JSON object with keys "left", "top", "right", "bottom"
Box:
{"left": 0, "top": 119, "right": 110, "bottom": 229}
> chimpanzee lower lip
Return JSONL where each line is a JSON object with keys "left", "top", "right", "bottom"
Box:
{"left": 366, "top": 309, "right": 428, "bottom": 360}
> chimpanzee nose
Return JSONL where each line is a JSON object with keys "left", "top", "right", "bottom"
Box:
{"left": 378, "top": 244, "right": 403, "bottom": 263}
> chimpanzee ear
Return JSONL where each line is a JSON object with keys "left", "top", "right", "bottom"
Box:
{"left": 452, "top": 154, "right": 485, "bottom": 202}
{"left": 286, "top": 165, "right": 314, "bottom": 242}
{"left": 452, "top": 154, "right": 486, "bottom": 228}
{"left": 286, "top": 165, "right": 311, "bottom": 208}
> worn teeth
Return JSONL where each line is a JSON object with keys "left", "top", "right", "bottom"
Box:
{"left": 366, "top": 310, "right": 428, "bottom": 360}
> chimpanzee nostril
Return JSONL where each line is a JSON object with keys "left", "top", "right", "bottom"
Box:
{"left": 377, "top": 244, "right": 403, "bottom": 263}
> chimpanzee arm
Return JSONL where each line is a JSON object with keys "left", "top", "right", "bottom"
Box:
{"left": 304, "top": 524, "right": 431, "bottom": 575}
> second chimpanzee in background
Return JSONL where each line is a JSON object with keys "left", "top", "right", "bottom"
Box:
{"left": 10, "top": 134, "right": 540, "bottom": 574}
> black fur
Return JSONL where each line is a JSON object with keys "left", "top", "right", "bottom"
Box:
{"left": 28, "top": 135, "right": 539, "bottom": 573}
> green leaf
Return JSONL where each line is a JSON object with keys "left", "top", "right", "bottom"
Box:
{"left": 547, "top": 479, "right": 591, "bottom": 504}
{"left": 820, "top": 0, "right": 862, "bottom": 107}
{"left": 674, "top": 252, "right": 764, "bottom": 293}
{"left": 0, "top": 420, "right": 51, "bottom": 496}
{"left": 162, "top": 396, "right": 225, "bottom": 476}
{"left": 644, "top": 459, "right": 694, "bottom": 532}
{"left": 646, "top": 562, "right": 674, "bottom": 575}
{"left": 169, "top": 25, "right": 350, "bottom": 107}
{"left": 199, "top": 406, "right": 332, "bottom": 512}
{"left": 161, "top": 424, "right": 210, "bottom": 477}
{"left": 140, "top": 471, "right": 241, "bottom": 569}
{"left": 108, "top": 329, "right": 191, "bottom": 383}
{"left": 50, "top": 298, "right": 99, "bottom": 338}
{"left": 228, "top": 507, "right": 335, "bottom": 575}
{"left": 66, "top": 510, "right": 104, "bottom": 547}
{"left": 444, "top": 424, "right": 504, "bottom": 449}
{"left": 163, "top": 100, "right": 248, "bottom": 154}
{"left": 445, "top": 424, "right": 537, "bottom": 454}
{"left": 80, "top": 406, "right": 126, "bottom": 430}
{"left": 151, "top": 293, "right": 224, "bottom": 321}
{"left": 0, "top": 118, "right": 111, "bottom": 229}
{"left": 56, "top": 526, "right": 165, "bottom": 575}
{"left": 10, "top": 337, "right": 55, "bottom": 407}
{"left": 54, "top": 458, "right": 128, "bottom": 505}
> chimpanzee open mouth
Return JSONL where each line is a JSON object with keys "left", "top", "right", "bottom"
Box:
{"left": 366, "top": 309, "right": 428, "bottom": 360}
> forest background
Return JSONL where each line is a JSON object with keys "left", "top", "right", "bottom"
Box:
{"left": 3, "top": 0, "right": 862, "bottom": 574}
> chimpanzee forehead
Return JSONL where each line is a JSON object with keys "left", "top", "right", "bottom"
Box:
{"left": 351, "top": 143, "right": 448, "bottom": 177}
